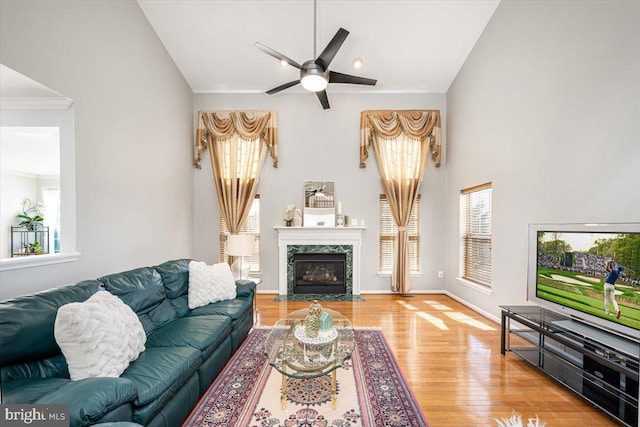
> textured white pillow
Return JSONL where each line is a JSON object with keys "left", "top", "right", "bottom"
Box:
{"left": 54, "top": 290, "right": 146, "bottom": 380}
{"left": 188, "top": 261, "right": 237, "bottom": 309}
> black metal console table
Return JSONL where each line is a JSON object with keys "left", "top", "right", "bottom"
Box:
{"left": 501, "top": 305, "right": 639, "bottom": 426}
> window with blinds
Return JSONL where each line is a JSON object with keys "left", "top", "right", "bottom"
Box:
{"left": 460, "top": 183, "right": 492, "bottom": 287}
{"left": 379, "top": 194, "right": 420, "bottom": 274}
{"left": 219, "top": 195, "right": 261, "bottom": 275}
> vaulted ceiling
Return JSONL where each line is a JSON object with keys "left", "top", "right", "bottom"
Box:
{"left": 137, "top": 0, "right": 500, "bottom": 94}
{"left": 0, "top": 2, "right": 500, "bottom": 173}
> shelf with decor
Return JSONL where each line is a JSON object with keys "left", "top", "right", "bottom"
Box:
{"left": 10, "top": 226, "right": 49, "bottom": 257}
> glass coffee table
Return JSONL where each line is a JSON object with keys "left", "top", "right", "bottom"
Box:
{"left": 263, "top": 307, "right": 355, "bottom": 410}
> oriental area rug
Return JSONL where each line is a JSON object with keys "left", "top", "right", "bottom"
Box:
{"left": 182, "top": 328, "right": 430, "bottom": 427}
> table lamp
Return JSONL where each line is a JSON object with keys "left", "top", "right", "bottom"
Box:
{"left": 227, "top": 234, "right": 255, "bottom": 281}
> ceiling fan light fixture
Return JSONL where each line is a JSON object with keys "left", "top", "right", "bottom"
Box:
{"left": 300, "top": 60, "right": 328, "bottom": 92}
{"left": 255, "top": 24, "right": 376, "bottom": 108}
{"left": 301, "top": 74, "right": 328, "bottom": 92}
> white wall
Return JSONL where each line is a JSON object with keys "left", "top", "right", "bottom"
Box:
{"left": 445, "top": 1, "right": 640, "bottom": 317}
{"left": 0, "top": 1, "right": 194, "bottom": 299}
{"left": 194, "top": 92, "right": 447, "bottom": 292}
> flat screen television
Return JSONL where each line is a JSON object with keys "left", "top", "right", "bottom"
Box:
{"left": 527, "top": 223, "right": 640, "bottom": 341}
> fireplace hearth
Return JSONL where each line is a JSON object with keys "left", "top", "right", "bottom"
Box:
{"left": 293, "top": 253, "right": 346, "bottom": 294}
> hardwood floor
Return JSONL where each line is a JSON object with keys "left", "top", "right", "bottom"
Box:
{"left": 255, "top": 293, "right": 621, "bottom": 426}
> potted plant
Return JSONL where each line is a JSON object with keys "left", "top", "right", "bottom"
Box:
{"left": 17, "top": 198, "right": 45, "bottom": 231}
{"left": 283, "top": 204, "right": 295, "bottom": 227}
{"left": 28, "top": 241, "right": 43, "bottom": 254}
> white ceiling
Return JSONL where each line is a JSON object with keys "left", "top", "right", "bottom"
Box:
{"left": 0, "top": 65, "right": 63, "bottom": 176}
{"left": 0, "top": 64, "right": 65, "bottom": 99}
{"left": 0, "top": 2, "right": 499, "bottom": 175}
{"left": 0, "top": 64, "right": 73, "bottom": 109}
{"left": 137, "top": 0, "right": 500, "bottom": 94}
{"left": 0, "top": 127, "right": 60, "bottom": 176}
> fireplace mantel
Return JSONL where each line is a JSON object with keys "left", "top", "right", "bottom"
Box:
{"left": 275, "top": 226, "right": 365, "bottom": 296}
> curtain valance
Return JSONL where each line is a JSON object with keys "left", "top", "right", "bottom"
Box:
{"left": 195, "top": 110, "right": 278, "bottom": 169}
{"left": 360, "top": 110, "right": 441, "bottom": 168}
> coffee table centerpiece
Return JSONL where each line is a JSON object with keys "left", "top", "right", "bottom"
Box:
{"left": 263, "top": 301, "right": 355, "bottom": 409}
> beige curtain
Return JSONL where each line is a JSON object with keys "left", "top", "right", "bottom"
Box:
{"left": 360, "top": 110, "right": 441, "bottom": 294}
{"left": 195, "top": 111, "right": 278, "bottom": 234}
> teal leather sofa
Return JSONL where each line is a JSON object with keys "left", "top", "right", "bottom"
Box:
{"left": 0, "top": 259, "right": 256, "bottom": 427}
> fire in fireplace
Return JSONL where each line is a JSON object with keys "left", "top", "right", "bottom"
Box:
{"left": 292, "top": 252, "right": 347, "bottom": 294}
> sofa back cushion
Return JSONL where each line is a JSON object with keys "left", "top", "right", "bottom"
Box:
{"left": 154, "top": 259, "right": 192, "bottom": 299}
{"left": 1, "top": 354, "right": 70, "bottom": 382}
{"left": 98, "top": 267, "right": 179, "bottom": 335}
{"left": 0, "top": 280, "right": 102, "bottom": 367}
{"left": 154, "top": 259, "right": 193, "bottom": 318}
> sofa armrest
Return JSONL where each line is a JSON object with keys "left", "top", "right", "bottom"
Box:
{"left": 235, "top": 281, "right": 256, "bottom": 297}
{"left": 35, "top": 377, "right": 137, "bottom": 427}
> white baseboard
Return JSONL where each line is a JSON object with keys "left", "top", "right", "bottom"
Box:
{"left": 359, "top": 289, "right": 448, "bottom": 295}
{"left": 442, "top": 291, "right": 501, "bottom": 325}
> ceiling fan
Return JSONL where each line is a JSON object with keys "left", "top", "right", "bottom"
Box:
{"left": 254, "top": 1, "right": 377, "bottom": 109}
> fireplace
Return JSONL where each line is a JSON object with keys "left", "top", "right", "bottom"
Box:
{"left": 276, "top": 226, "right": 364, "bottom": 297}
{"left": 293, "top": 253, "right": 346, "bottom": 294}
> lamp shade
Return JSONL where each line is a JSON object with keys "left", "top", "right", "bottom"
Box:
{"left": 227, "top": 234, "right": 255, "bottom": 256}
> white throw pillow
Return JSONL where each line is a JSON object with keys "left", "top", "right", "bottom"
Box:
{"left": 188, "top": 261, "right": 237, "bottom": 309}
{"left": 54, "top": 290, "right": 146, "bottom": 381}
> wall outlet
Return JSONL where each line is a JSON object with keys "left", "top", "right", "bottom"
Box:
{"left": 437, "top": 271, "right": 444, "bottom": 279}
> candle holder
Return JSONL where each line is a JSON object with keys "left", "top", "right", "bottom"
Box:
{"left": 336, "top": 213, "right": 344, "bottom": 227}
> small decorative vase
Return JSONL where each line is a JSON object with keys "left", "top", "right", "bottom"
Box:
{"left": 293, "top": 209, "right": 303, "bottom": 227}
{"left": 319, "top": 311, "right": 333, "bottom": 332}
{"left": 304, "top": 300, "right": 322, "bottom": 338}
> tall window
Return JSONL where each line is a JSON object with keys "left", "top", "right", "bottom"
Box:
{"left": 379, "top": 194, "right": 420, "bottom": 274}
{"left": 220, "top": 195, "right": 260, "bottom": 275}
{"left": 460, "top": 183, "right": 492, "bottom": 287}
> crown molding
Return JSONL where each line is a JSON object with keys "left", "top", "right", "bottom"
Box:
{"left": 1, "top": 96, "right": 74, "bottom": 110}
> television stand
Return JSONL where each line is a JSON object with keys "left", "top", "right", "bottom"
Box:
{"left": 501, "top": 305, "right": 639, "bottom": 426}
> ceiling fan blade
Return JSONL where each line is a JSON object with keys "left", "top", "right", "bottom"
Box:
{"left": 266, "top": 80, "right": 301, "bottom": 95}
{"left": 315, "top": 28, "right": 349, "bottom": 71}
{"left": 316, "top": 90, "right": 330, "bottom": 110}
{"left": 254, "top": 42, "right": 302, "bottom": 69}
{"left": 329, "top": 71, "right": 377, "bottom": 86}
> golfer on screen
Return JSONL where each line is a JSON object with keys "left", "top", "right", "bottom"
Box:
{"left": 604, "top": 260, "right": 623, "bottom": 319}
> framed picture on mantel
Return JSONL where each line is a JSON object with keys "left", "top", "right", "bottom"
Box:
{"left": 304, "top": 181, "right": 335, "bottom": 227}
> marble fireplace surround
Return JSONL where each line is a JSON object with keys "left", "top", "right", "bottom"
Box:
{"left": 275, "top": 226, "right": 364, "bottom": 296}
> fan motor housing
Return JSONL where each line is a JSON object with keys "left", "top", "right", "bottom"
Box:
{"left": 300, "top": 60, "right": 329, "bottom": 81}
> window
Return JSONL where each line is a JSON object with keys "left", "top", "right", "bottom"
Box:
{"left": 460, "top": 183, "right": 492, "bottom": 287}
{"left": 219, "top": 195, "right": 260, "bottom": 275}
{"left": 0, "top": 104, "right": 78, "bottom": 271}
{"left": 379, "top": 194, "right": 420, "bottom": 274}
